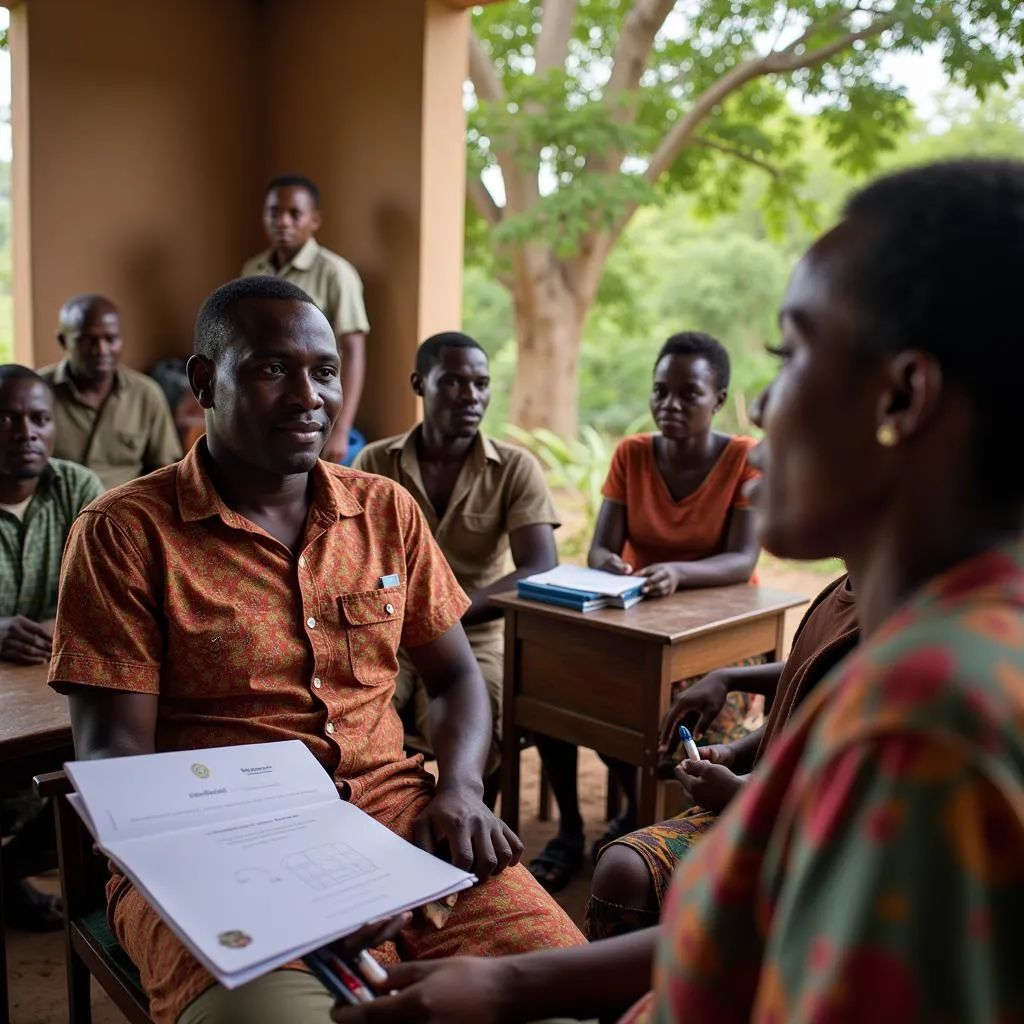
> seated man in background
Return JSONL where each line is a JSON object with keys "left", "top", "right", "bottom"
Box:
{"left": 0, "top": 364, "right": 103, "bottom": 929}
{"left": 354, "top": 332, "right": 559, "bottom": 798}
{"left": 242, "top": 174, "right": 369, "bottom": 464}
{"left": 41, "top": 294, "right": 182, "bottom": 490}
{"left": 49, "top": 279, "right": 583, "bottom": 1024}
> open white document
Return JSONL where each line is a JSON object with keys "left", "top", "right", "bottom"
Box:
{"left": 65, "top": 740, "right": 475, "bottom": 988}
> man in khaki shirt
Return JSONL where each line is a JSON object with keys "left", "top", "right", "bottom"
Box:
{"left": 40, "top": 295, "right": 182, "bottom": 491}
{"left": 354, "top": 332, "right": 559, "bottom": 791}
{"left": 241, "top": 174, "right": 369, "bottom": 464}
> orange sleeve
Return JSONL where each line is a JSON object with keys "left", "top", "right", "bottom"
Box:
{"left": 601, "top": 436, "right": 636, "bottom": 504}
{"left": 732, "top": 437, "right": 760, "bottom": 510}
{"left": 49, "top": 509, "right": 164, "bottom": 694}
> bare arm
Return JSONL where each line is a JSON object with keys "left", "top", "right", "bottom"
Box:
{"left": 639, "top": 507, "right": 761, "bottom": 597}
{"left": 324, "top": 331, "right": 366, "bottom": 462}
{"left": 64, "top": 686, "right": 159, "bottom": 760}
{"left": 409, "top": 625, "right": 490, "bottom": 792}
{"left": 331, "top": 927, "right": 657, "bottom": 1023}
{"left": 658, "top": 660, "right": 784, "bottom": 751}
{"left": 502, "top": 927, "right": 656, "bottom": 1020}
{"left": 405, "top": 625, "right": 521, "bottom": 878}
{"left": 462, "top": 523, "right": 558, "bottom": 627}
{"left": 724, "top": 726, "right": 765, "bottom": 776}
{"left": 588, "top": 498, "right": 633, "bottom": 573}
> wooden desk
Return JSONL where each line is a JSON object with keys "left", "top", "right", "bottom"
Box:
{"left": 494, "top": 586, "right": 807, "bottom": 834}
{"left": 0, "top": 662, "right": 73, "bottom": 1024}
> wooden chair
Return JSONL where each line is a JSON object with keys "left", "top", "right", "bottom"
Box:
{"left": 33, "top": 771, "right": 152, "bottom": 1024}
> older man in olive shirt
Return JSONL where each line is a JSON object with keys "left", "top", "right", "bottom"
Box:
{"left": 354, "top": 332, "right": 559, "bottom": 787}
{"left": 40, "top": 294, "right": 182, "bottom": 490}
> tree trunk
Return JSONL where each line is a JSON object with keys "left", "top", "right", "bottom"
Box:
{"left": 509, "top": 245, "right": 586, "bottom": 435}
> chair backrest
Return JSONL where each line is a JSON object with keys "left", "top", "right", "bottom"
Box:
{"left": 34, "top": 770, "right": 153, "bottom": 1024}
{"left": 34, "top": 772, "right": 100, "bottom": 920}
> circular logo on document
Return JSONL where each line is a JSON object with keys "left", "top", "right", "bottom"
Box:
{"left": 218, "top": 930, "right": 252, "bottom": 949}
{"left": 191, "top": 763, "right": 211, "bottom": 779}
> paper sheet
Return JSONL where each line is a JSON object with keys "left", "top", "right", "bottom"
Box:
{"left": 66, "top": 741, "right": 475, "bottom": 986}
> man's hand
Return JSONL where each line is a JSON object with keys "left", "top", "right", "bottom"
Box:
{"left": 321, "top": 425, "right": 350, "bottom": 464}
{"left": 674, "top": 746, "right": 744, "bottom": 814}
{"left": 658, "top": 669, "right": 733, "bottom": 752}
{"left": 0, "top": 616, "right": 54, "bottom": 664}
{"left": 326, "top": 913, "right": 411, "bottom": 961}
{"left": 637, "top": 562, "right": 682, "bottom": 597}
{"left": 331, "top": 957, "right": 510, "bottom": 1024}
{"left": 413, "top": 783, "right": 523, "bottom": 882}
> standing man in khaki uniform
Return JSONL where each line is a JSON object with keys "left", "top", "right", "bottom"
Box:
{"left": 354, "top": 332, "right": 560, "bottom": 798}
{"left": 241, "top": 174, "right": 369, "bottom": 464}
{"left": 40, "top": 295, "right": 182, "bottom": 491}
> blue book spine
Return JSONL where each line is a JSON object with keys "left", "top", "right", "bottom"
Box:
{"left": 516, "top": 585, "right": 603, "bottom": 611}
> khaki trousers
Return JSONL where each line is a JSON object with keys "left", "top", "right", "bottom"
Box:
{"left": 177, "top": 967, "right": 595, "bottom": 1024}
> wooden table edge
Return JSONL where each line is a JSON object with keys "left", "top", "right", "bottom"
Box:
{"left": 490, "top": 586, "right": 809, "bottom": 643}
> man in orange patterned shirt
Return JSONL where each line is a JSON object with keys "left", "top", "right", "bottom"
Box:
{"left": 49, "top": 277, "right": 584, "bottom": 1024}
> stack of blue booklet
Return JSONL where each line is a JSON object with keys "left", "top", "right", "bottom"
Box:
{"left": 517, "top": 565, "right": 646, "bottom": 612}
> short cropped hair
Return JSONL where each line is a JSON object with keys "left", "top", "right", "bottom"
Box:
{"left": 265, "top": 175, "right": 320, "bottom": 208}
{"left": 415, "top": 331, "right": 486, "bottom": 379}
{"left": 58, "top": 294, "right": 117, "bottom": 334}
{"left": 655, "top": 332, "right": 731, "bottom": 391}
{"left": 842, "top": 158, "right": 1024, "bottom": 500}
{"left": 0, "top": 364, "right": 51, "bottom": 391}
{"left": 194, "top": 277, "right": 317, "bottom": 363}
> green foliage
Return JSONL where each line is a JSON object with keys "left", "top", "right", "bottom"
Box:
{"left": 469, "top": 1, "right": 1024, "bottom": 261}
{"left": 467, "top": 85, "right": 1024, "bottom": 444}
{"left": 504, "top": 423, "right": 612, "bottom": 530}
{"left": 473, "top": 224, "right": 789, "bottom": 438}
{"left": 493, "top": 172, "right": 656, "bottom": 259}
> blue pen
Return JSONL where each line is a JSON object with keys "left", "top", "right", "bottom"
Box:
{"left": 678, "top": 724, "right": 700, "bottom": 762}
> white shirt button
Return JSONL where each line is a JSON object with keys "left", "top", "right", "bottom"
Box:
{"left": 313, "top": 677, "right": 322, "bottom": 689}
{"left": 326, "top": 722, "right": 335, "bottom": 734}
{"left": 306, "top": 617, "right": 316, "bottom": 629}
{"left": 298, "top": 556, "right": 306, "bottom": 568}
{"left": 385, "top": 603, "right": 395, "bottom": 615}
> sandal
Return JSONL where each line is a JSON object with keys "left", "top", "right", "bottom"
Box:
{"left": 528, "top": 834, "right": 584, "bottom": 894}
{"left": 591, "top": 811, "right": 637, "bottom": 863}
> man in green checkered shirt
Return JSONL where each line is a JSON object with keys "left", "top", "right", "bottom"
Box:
{"left": 0, "top": 365, "right": 103, "bottom": 662}
{"left": 0, "top": 364, "right": 102, "bottom": 929}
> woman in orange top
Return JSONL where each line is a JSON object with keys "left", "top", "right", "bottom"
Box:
{"left": 529, "top": 331, "right": 761, "bottom": 892}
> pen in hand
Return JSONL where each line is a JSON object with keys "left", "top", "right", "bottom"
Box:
{"left": 678, "top": 724, "right": 700, "bottom": 762}
{"left": 355, "top": 949, "right": 389, "bottom": 987}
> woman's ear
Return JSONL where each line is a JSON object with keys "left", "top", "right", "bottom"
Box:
{"left": 875, "top": 349, "right": 944, "bottom": 445}
{"left": 715, "top": 388, "right": 728, "bottom": 413}
{"left": 186, "top": 354, "right": 216, "bottom": 410}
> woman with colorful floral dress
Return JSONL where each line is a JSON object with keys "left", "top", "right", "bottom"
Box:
{"left": 332, "top": 159, "right": 1024, "bottom": 1024}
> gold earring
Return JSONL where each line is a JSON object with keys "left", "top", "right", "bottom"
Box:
{"left": 876, "top": 424, "right": 898, "bottom": 447}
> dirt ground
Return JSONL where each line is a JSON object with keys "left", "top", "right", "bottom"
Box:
{"left": 5, "top": 559, "right": 839, "bottom": 1023}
